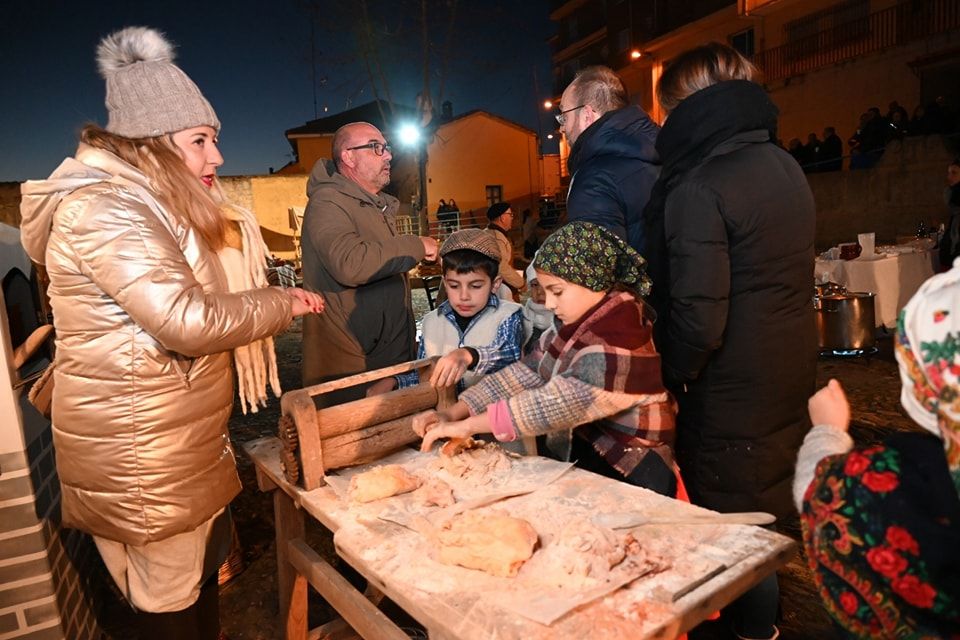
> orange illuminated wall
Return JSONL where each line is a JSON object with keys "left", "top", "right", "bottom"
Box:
{"left": 425, "top": 112, "right": 541, "bottom": 218}
{"left": 287, "top": 135, "right": 334, "bottom": 173}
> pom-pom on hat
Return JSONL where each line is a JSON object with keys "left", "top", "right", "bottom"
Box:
{"left": 97, "top": 26, "right": 220, "bottom": 138}
{"left": 439, "top": 228, "right": 502, "bottom": 262}
{"left": 486, "top": 202, "right": 512, "bottom": 221}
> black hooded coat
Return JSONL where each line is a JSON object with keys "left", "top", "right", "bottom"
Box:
{"left": 644, "top": 81, "right": 818, "bottom": 520}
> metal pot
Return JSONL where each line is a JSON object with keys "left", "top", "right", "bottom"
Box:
{"left": 814, "top": 281, "right": 846, "bottom": 298}
{"left": 814, "top": 292, "right": 876, "bottom": 351}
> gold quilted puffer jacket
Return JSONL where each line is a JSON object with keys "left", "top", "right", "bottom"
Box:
{"left": 19, "top": 145, "right": 292, "bottom": 545}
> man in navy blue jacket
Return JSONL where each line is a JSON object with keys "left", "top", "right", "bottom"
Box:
{"left": 558, "top": 66, "right": 661, "bottom": 254}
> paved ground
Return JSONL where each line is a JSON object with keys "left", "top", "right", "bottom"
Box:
{"left": 101, "top": 304, "right": 918, "bottom": 639}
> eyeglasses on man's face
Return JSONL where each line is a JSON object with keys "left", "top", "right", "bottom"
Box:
{"left": 555, "top": 104, "right": 586, "bottom": 125}
{"left": 347, "top": 141, "right": 392, "bottom": 156}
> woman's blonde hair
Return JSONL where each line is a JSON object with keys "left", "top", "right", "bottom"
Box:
{"left": 657, "top": 43, "right": 761, "bottom": 115}
{"left": 80, "top": 124, "right": 227, "bottom": 251}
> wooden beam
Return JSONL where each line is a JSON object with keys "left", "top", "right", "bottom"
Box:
{"left": 282, "top": 389, "right": 326, "bottom": 490}
{"left": 300, "top": 357, "right": 439, "bottom": 398}
{"left": 321, "top": 416, "right": 420, "bottom": 471}
{"left": 274, "top": 490, "right": 308, "bottom": 640}
{"left": 287, "top": 539, "right": 409, "bottom": 640}
{"left": 315, "top": 383, "right": 437, "bottom": 439}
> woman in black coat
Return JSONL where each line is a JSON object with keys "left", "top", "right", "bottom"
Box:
{"left": 644, "top": 43, "right": 817, "bottom": 640}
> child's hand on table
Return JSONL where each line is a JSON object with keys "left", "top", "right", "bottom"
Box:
{"left": 419, "top": 414, "right": 491, "bottom": 452}
{"left": 429, "top": 348, "right": 474, "bottom": 388}
{"left": 411, "top": 410, "right": 440, "bottom": 438}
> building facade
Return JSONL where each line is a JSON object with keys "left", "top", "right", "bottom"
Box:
{"left": 550, "top": 0, "right": 959, "bottom": 156}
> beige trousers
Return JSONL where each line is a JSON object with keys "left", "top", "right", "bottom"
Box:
{"left": 94, "top": 508, "right": 231, "bottom": 613}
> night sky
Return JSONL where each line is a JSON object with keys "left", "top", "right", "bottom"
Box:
{"left": 0, "top": 0, "right": 558, "bottom": 182}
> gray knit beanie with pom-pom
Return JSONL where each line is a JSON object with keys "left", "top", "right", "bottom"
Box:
{"left": 96, "top": 26, "right": 220, "bottom": 138}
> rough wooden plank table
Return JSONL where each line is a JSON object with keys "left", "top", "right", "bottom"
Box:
{"left": 244, "top": 437, "right": 796, "bottom": 640}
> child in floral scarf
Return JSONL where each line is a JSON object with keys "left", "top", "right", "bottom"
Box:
{"left": 415, "top": 222, "right": 680, "bottom": 496}
{"left": 794, "top": 265, "right": 960, "bottom": 638}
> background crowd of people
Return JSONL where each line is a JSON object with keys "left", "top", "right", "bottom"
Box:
{"left": 786, "top": 97, "right": 958, "bottom": 172}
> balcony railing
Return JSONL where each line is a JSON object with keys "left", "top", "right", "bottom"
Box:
{"left": 754, "top": 0, "right": 960, "bottom": 83}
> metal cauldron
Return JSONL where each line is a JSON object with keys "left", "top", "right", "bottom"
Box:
{"left": 813, "top": 291, "right": 876, "bottom": 352}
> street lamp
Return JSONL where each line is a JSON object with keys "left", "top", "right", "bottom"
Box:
{"left": 543, "top": 100, "right": 553, "bottom": 109}
{"left": 397, "top": 121, "right": 428, "bottom": 234}
{"left": 398, "top": 123, "right": 421, "bottom": 147}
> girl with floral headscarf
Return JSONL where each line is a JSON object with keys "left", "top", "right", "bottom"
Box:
{"left": 415, "top": 222, "right": 680, "bottom": 496}
{"left": 794, "top": 266, "right": 960, "bottom": 638}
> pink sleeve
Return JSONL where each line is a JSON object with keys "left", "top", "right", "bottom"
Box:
{"left": 487, "top": 399, "right": 518, "bottom": 442}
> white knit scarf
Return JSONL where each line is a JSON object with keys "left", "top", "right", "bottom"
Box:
{"left": 217, "top": 204, "right": 282, "bottom": 414}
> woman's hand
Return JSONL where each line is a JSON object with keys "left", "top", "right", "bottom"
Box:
{"left": 420, "top": 413, "right": 491, "bottom": 452}
{"left": 808, "top": 378, "right": 850, "bottom": 432}
{"left": 285, "top": 288, "right": 325, "bottom": 317}
{"left": 429, "top": 348, "right": 473, "bottom": 388}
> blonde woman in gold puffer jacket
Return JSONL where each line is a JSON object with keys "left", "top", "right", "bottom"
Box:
{"left": 18, "top": 27, "right": 324, "bottom": 640}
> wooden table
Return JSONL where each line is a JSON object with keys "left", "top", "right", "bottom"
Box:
{"left": 815, "top": 248, "right": 936, "bottom": 327}
{"left": 244, "top": 437, "right": 796, "bottom": 640}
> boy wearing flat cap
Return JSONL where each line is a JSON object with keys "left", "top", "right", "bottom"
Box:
{"left": 368, "top": 229, "right": 524, "bottom": 394}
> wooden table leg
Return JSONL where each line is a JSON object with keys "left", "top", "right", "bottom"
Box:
{"left": 274, "top": 489, "right": 308, "bottom": 640}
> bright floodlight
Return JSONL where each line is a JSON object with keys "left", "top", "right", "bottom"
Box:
{"left": 398, "top": 123, "right": 421, "bottom": 146}
{"left": 543, "top": 100, "right": 553, "bottom": 109}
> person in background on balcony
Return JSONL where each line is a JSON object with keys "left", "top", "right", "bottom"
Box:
{"left": 643, "top": 42, "right": 817, "bottom": 640}
{"left": 939, "top": 156, "right": 960, "bottom": 269}
{"left": 485, "top": 202, "right": 525, "bottom": 299}
{"left": 908, "top": 104, "right": 932, "bottom": 137}
{"left": 300, "top": 122, "right": 439, "bottom": 405}
{"left": 787, "top": 138, "right": 804, "bottom": 166}
{"left": 802, "top": 132, "right": 821, "bottom": 173}
{"left": 888, "top": 108, "right": 908, "bottom": 139}
{"left": 437, "top": 197, "right": 459, "bottom": 234}
{"left": 850, "top": 107, "right": 889, "bottom": 170}
{"left": 885, "top": 100, "right": 909, "bottom": 128}
{"left": 557, "top": 65, "right": 660, "bottom": 255}
{"left": 18, "top": 27, "right": 324, "bottom": 640}
{"left": 794, "top": 267, "right": 960, "bottom": 639}
{"left": 820, "top": 126, "right": 844, "bottom": 172}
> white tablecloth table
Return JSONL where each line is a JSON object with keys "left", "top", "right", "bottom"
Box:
{"left": 815, "top": 249, "right": 936, "bottom": 328}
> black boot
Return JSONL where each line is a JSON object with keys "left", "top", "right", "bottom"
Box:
{"left": 134, "top": 576, "right": 220, "bottom": 640}
{"left": 195, "top": 574, "right": 221, "bottom": 640}
{"left": 135, "top": 606, "right": 199, "bottom": 640}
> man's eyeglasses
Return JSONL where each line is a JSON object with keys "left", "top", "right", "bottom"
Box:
{"left": 347, "top": 141, "right": 392, "bottom": 156}
{"left": 555, "top": 104, "right": 586, "bottom": 125}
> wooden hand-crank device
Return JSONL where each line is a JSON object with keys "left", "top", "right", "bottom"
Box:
{"left": 278, "top": 357, "right": 455, "bottom": 490}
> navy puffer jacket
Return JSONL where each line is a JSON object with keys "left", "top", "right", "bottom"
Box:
{"left": 565, "top": 106, "right": 660, "bottom": 254}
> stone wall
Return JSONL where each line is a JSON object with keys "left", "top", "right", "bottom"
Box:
{"left": 0, "top": 184, "right": 22, "bottom": 228}
{"left": 810, "top": 134, "right": 956, "bottom": 249}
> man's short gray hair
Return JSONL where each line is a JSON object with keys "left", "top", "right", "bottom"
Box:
{"left": 570, "top": 66, "right": 628, "bottom": 115}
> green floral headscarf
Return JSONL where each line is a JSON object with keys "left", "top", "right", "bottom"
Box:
{"left": 533, "top": 221, "right": 651, "bottom": 297}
